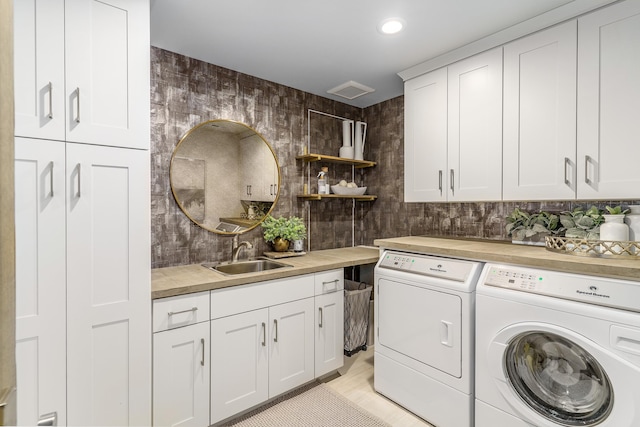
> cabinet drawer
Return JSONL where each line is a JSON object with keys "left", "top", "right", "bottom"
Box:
{"left": 211, "top": 274, "right": 314, "bottom": 320}
{"left": 153, "top": 291, "right": 210, "bottom": 332}
{"left": 314, "top": 269, "right": 344, "bottom": 295}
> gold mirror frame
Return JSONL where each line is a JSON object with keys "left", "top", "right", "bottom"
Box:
{"left": 170, "top": 119, "right": 281, "bottom": 235}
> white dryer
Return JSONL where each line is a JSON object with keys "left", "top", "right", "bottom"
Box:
{"left": 375, "top": 250, "right": 484, "bottom": 427}
{"left": 476, "top": 263, "right": 640, "bottom": 427}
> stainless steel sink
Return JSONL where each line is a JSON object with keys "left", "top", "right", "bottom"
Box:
{"left": 203, "top": 258, "right": 292, "bottom": 275}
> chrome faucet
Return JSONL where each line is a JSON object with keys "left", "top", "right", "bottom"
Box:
{"left": 231, "top": 234, "right": 253, "bottom": 262}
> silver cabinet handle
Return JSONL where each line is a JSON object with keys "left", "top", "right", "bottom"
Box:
{"left": 76, "top": 163, "right": 82, "bottom": 198}
{"left": 261, "top": 322, "right": 266, "bottom": 347}
{"left": 322, "top": 279, "right": 339, "bottom": 286}
{"left": 37, "top": 412, "right": 57, "bottom": 426}
{"left": 75, "top": 87, "right": 81, "bottom": 123}
{"left": 273, "top": 319, "right": 278, "bottom": 343}
{"left": 438, "top": 170, "right": 443, "bottom": 195}
{"left": 49, "top": 161, "right": 54, "bottom": 198}
{"left": 167, "top": 306, "right": 198, "bottom": 317}
{"left": 200, "top": 338, "right": 205, "bottom": 366}
{"left": 584, "top": 155, "right": 592, "bottom": 184}
{"left": 450, "top": 169, "right": 455, "bottom": 195}
{"left": 564, "top": 157, "right": 570, "bottom": 186}
{"left": 319, "top": 307, "right": 323, "bottom": 328}
{"left": 47, "top": 82, "right": 53, "bottom": 119}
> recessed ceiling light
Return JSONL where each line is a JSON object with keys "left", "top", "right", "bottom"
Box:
{"left": 378, "top": 17, "right": 405, "bottom": 35}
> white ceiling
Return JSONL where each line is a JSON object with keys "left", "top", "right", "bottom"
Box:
{"left": 150, "top": 0, "right": 616, "bottom": 108}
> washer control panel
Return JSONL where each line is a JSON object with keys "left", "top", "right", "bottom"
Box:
{"left": 484, "top": 267, "right": 544, "bottom": 291}
{"left": 482, "top": 264, "right": 640, "bottom": 312}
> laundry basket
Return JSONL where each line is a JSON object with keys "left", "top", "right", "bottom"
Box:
{"left": 344, "top": 280, "right": 372, "bottom": 356}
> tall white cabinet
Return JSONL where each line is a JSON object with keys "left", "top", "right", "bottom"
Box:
{"left": 404, "top": 48, "right": 502, "bottom": 202}
{"left": 502, "top": 21, "right": 577, "bottom": 201}
{"left": 13, "top": 0, "right": 151, "bottom": 425}
{"left": 65, "top": 144, "right": 150, "bottom": 426}
{"left": 14, "top": 139, "right": 67, "bottom": 426}
{"left": 577, "top": 0, "right": 640, "bottom": 199}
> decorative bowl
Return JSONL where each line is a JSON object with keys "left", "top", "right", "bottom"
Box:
{"left": 330, "top": 185, "right": 367, "bottom": 195}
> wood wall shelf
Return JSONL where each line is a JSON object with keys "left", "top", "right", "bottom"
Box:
{"left": 296, "top": 153, "right": 376, "bottom": 169}
{"left": 297, "top": 194, "right": 377, "bottom": 202}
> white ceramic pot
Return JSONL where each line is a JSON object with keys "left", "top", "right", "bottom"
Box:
{"left": 600, "top": 214, "right": 629, "bottom": 254}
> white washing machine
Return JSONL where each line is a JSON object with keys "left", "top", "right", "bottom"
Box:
{"left": 476, "top": 263, "right": 640, "bottom": 427}
{"left": 374, "top": 250, "right": 484, "bottom": 427}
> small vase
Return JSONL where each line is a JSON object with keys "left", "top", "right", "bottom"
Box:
{"left": 600, "top": 214, "right": 629, "bottom": 254}
{"left": 272, "top": 237, "right": 290, "bottom": 252}
{"left": 292, "top": 239, "right": 304, "bottom": 252}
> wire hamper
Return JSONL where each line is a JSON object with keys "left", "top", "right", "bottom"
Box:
{"left": 343, "top": 280, "right": 372, "bottom": 356}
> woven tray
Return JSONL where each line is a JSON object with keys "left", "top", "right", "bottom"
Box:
{"left": 545, "top": 236, "right": 640, "bottom": 259}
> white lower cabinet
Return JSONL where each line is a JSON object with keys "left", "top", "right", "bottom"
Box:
{"left": 210, "top": 308, "right": 269, "bottom": 423}
{"left": 153, "top": 270, "right": 344, "bottom": 427}
{"left": 152, "top": 291, "right": 210, "bottom": 427}
{"left": 210, "top": 295, "right": 315, "bottom": 424}
{"left": 153, "top": 322, "right": 210, "bottom": 427}
{"left": 314, "top": 270, "right": 345, "bottom": 377}
{"left": 267, "top": 298, "right": 315, "bottom": 396}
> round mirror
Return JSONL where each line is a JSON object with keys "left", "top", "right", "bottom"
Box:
{"left": 170, "top": 119, "right": 280, "bottom": 234}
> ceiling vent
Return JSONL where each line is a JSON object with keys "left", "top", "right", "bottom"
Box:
{"left": 327, "top": 80, "right": 375, "bottom": 100}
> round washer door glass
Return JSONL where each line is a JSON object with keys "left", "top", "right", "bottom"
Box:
{"left": 505, "top": 331, "right": 613, "bottom": 426}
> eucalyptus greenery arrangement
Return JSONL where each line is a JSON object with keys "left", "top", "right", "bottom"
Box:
{"left": 605, "top": 205, "right": 630, "bottom": 215}
{"left": 261, "top": 215, "right": 307, "bottom": 243}
{"left": 559, "top": 206, "right": 605, "bottom": 239}
{"left": 505, "top": 208, "right": 561, "bottom": 241}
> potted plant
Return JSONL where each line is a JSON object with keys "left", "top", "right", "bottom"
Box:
{"left": 261, "top": 215, "right": 307, "bottom": 252}
{"left": 559, "top": 206, "right": 605, "bottom": 240}
{"left": 505, "top": 208, "right": 561, "bottom": 246}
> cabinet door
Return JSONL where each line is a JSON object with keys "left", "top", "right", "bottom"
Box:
{"left": 64, "top": 0, "right": 150, "bottom": 149}
{"left": 315, "top": 292, "right": 344, "bottom": 377}
{"left": 13, "top": 0, "right": 65, "bottom": 140}
{"left": 66, "top": 143, "right": 151, "bottom": 426}
{"left": 14, "top": 138, "right": 66, "bottom": 426}
{"left": 578, "top": 1, "right": 640, "bottom": 199}
{"left": 153, "top": 322, "right": 210, "bottom": 427}
{"left": 503, "top": 21, "right": 577, "bottom": 200}
{"left": 210, "top": 309, "right": 268, "bottom": 424}
{"left": 404, "top": 68, "right": 448, "bottom": 202}
{"left": 447, "top": 47, "right": 503, "bottom": 201}
{"left": 269, "top": 298, "right": 315, "bottom": 397}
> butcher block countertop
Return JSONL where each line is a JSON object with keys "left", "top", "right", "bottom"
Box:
{"left": 374, "top": 236, "right": 640, "bottom": 282}
{"left": 151, "top": 246, "right": 380, "bottom": 299}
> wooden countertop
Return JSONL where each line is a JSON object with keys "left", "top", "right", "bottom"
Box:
{"left": 151, "top": 246, "right": 380, "bottom": 299}
{"left": 374, "top": 236, "right": 640, "bottom": 282}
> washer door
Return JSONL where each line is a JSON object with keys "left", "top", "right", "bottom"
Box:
{"left": 504, "top": 331, "right": 613, "bottom": 426}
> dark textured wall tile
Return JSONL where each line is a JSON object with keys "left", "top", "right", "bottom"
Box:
{"left": 151, "top": 47, "right": 639, "bottom": 268}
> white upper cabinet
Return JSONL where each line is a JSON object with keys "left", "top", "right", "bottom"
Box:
{"left": 14, "top": 0, "right": 150, "bottom": 149}
{"left": 577, "top": 0, "right": 640, "bottom": 199}
{"left": 503, "top": 21, "right": 577, "bottom": 201}
{"left": 447, "top": 47, "right": 503, "bottom": 201}
{"left": 404, "top": 48, "right": 502, "bottom": 202}
{"left": 404, "top": 68, "right": 448, "bottom": 202}
{"left": 13, "top": 0, "right": 65, "bottom": 141}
